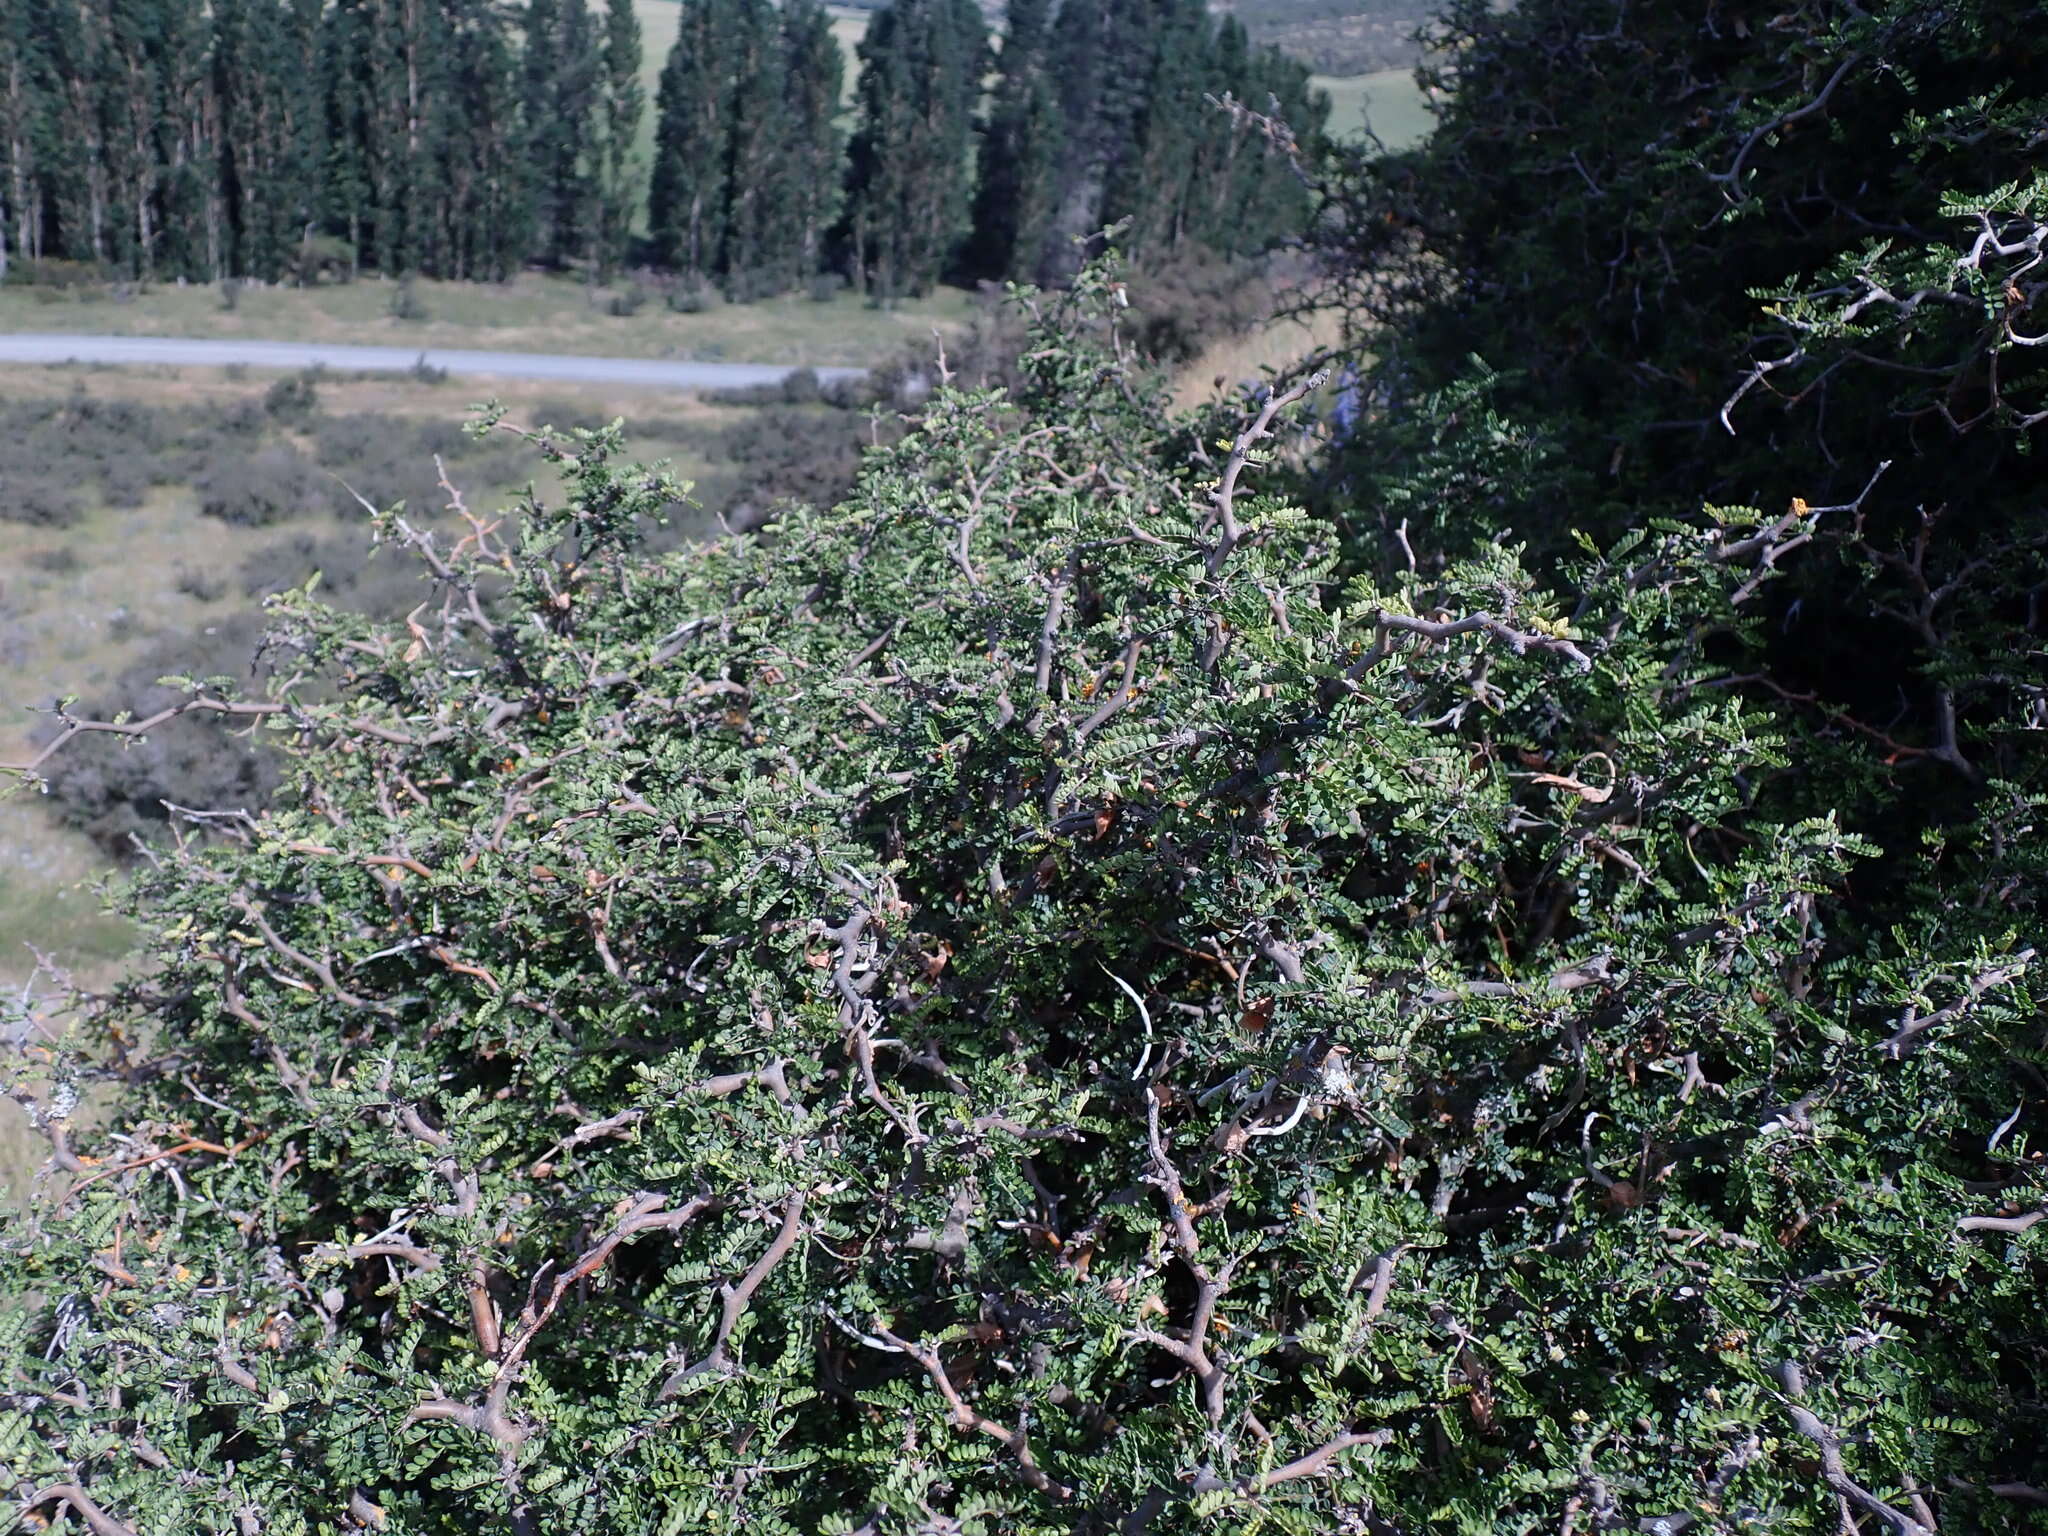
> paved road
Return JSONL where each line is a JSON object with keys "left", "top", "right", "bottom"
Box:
{"left": 0, "top": 333, "right": 866, "bottom": 390}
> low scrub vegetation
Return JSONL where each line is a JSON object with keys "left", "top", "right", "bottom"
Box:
{"left": 8, "top": 3, "right": 2039, "bottom": 1515}
{"left": 3, "top": 227, "right": 2042, "bottom": 1529}
{"left": 9, "top": 301, "right": 1063, "bottom": 868}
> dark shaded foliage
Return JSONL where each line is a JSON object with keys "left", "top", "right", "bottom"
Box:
{"left": 4, "top": 254, "right": 2042, "bottom": 1536}
{"left": 195, "top": 443, "right": 322, "bottom": 527}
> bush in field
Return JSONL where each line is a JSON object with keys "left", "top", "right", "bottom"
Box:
{"left": 2, "top": 255, "right": 2040, "bottom": 1536}
{"left": 195, "top": 443, "right": 322, "bottom": 526}
{"left": 263, "top": 369, "right": 322, "bottom": 422}
{"left": 31, "top": 612, "right": 284, "bottom": 857}
{"left": 0, "top": 475, "right": 85, "bottom": 527}
{"left": 294, "top": 236, "right": 356, "bottom": 286}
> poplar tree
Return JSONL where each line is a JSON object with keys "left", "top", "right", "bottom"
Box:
{"left": 523, "top": 0, "right": 600, "bottom": 269}
{"left": 841, "top": 0, "right": 986, "bottom": 300}
{"left": 989, "top": 0, "right": 1327, "bottom": 283}
{"left": 964, "top": 0, "right": 1061, "bottom": 283}
{"left": 647, "top": 0, "right": 840, "bottom": 297}
{"left": 592, "top": 0, "right": 642, "bottom": 277}
{"left": 717, "top": 0, "right": 787, "bottom": 298}
{"left": 1102, "top": 0, "right": 1210, "bottom": 262}
{"left": 778, "top": 0, "right": 843, "bottom": 287}
{"left": 435, "top": 0, "right": 525, "bottom": 279}
{"left": 647, "top": 0, "right": 736, "bottom": 277}
{"left": 0, "top": 0, "right": 54, "bottom": 275}
{"left": 213, "top": 0, "right": 323, "bottom": 280}
{"left": 321, "top": 0, "right": 437, "bottom": 276}
{"left": 318, "top": 0, "right": 375, "bottom": 272}
{"left": 1030, "top": 0, "right": 1149, "bottom": 285}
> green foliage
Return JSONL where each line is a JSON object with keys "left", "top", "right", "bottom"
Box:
{"left": 648, "top": 0, "right": 841, "bottom": 296}
{"left": 0, "top": 0, "right": 1323, "bottom": 294}
{"left": 1303, "top": 0, "right": 2048, "bottom": 949}
{"left": 4, "top": 260, "right": 2040, "bottom": 1534}
{"left": 999, "top": 0, "right": 1328, "bottom": 288}
{"left": 840, "top": 0, "right": 987, "bottom": 299}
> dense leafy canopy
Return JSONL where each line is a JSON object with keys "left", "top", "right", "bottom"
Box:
{"left": 4, "top": 1, "right": 2047, "bottom": 1533}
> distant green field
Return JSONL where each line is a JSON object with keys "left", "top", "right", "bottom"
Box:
{"left": 0, "top": 270, "right": 974, "bottom": 364}
{"left": 1315, "top": 66, "right": 1433, "bottom": 150}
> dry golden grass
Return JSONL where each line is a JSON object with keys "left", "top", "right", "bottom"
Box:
{"left": 1169, "top": 304, "right": 1349, "bottom": 414}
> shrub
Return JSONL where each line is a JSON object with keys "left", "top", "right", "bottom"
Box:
{"left": 262, "top": 368, "right": 323, "bottom": 421}
{"left": 606, "top": 283, "right": 648, "bottom": 317}
{"left": 195, "top": 442, "right": 320, "bottom": 525}
{"left": 29, "top": 611, "right": 283, "bottom": 858}
{"left": 3, "top": 262, "right": 2039, "bottom": 1535}
{"left": 778, "top": 366, "right": 822, "bottom": 406}
{"left": 173, "top": 565, "right": 229, "bottom": 603}
{"left": 712, "top": 403, "right": 871, "bottom": 528}
{"left": 98, "top": 455, "right": 150, "bottom": 508}
{"left": 310, "top": 412, "right": 391, "bottom": 470}
{"left": 25, "top": 546, "right": 82, "bottom": 575}
{"left": 0, "top": 476, "right": 84, "bottom": 527}
{"left": 666, "top": 279, "right": 719, "bottom": 314}
{"left": 214, "top": 397, "right": 269, "bottom": 437}
{"left": 388, "top": 277, "right": 430, "bottom": 322}
{"left": 294, "top": 235, "right": 356, "bottom": 286}
{"left": 721, "top": 266, "right": 782, "bottom": 305}
{"left": 5, "top": 256, "right": 105, "bottom": 291}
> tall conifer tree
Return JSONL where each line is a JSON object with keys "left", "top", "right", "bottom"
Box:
{"left": 965, "top": 0, "right": 1061, "bottom": 283}
{"left": 781, "top": 0, "right": 843, "bottom": 285}
{"left": 1102, "top": 0, "right": 1208, "bottom": 262}
{"left": 0, "top": 0, "right": 54, "bottom": 276}
{"left": 318, "top": 0, "right": 374, "bottom": 272}
{"left": 1030, "top": 0, "right": 1143, "bottom": 285}
{"left": 436, "top": 0, "right": 525, "bottom": 278}
{"left": 647, "top": 0, "right": 736, "bottom": 277}
{"left": 718, "top": 0, "right": 786, "bottom": 297}
{"left": 842, "top": 0, "right": 986, "bottom": 299}
{"left": 592, "top": 0, "right": 642, "bottom": 277}
{"left": 213, "top": 0, "right": 322, "bottom": 280}
{"left": 523, "top": 0, "right": 600, "bottom": 268}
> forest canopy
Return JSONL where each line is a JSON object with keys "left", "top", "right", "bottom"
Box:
{"left": 2, "top": 0, "right": 2044, "bottom": 1533}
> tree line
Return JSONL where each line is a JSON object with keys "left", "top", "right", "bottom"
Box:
{"left": 0, "top": 0, "right": 1325, "bottom": 299}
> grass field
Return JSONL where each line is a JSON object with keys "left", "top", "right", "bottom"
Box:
{"left": 0, "top": 269, "right": 976, "bottom": 364}
{"left": 1316, "top": 66, "right": 1434, "bottom": 150}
